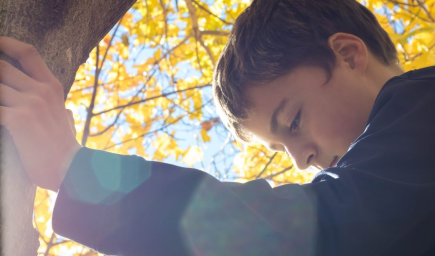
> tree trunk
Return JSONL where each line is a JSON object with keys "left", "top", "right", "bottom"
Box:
{"left": 0, "top": 0, "right": 136, "bottom": 255}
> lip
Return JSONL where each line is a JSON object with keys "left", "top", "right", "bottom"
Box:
{"left": 329, "top": 156, "right": 338, "bottom": 168}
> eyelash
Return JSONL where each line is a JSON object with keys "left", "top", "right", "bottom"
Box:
{"left": 289, "top": 111, "right": 301, "bottom": 132}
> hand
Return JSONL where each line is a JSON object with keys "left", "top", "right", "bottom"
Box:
{"left": 0, "top": 36, "right": 82, "bottom": 192}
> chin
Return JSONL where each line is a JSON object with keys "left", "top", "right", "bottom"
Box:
{"left": 311, "top": 165, "right": 323, "bottom": 171}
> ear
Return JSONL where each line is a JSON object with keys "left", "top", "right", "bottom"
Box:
{"left": 327, "top": 33, "right": 368, "bottom": 73}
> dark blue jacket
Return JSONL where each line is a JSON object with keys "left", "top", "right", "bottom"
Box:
{"left": 53, "top": 66, "right": 435, "bottom": 256}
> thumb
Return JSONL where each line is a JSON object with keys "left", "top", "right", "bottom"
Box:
{"left": 66, "top": 109, "right": 77, "bottom": 138}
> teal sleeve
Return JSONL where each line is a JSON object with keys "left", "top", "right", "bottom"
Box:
{"left": 52, "top": 147, "right": 308, "bottom": 256}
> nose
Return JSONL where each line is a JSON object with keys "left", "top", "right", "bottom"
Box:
{"left": 282, "top": 139, "right": 317, "bottom": 170}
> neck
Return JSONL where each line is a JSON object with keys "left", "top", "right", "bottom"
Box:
{"left": 366, "top": 58, "right": 404, "bottom": 98}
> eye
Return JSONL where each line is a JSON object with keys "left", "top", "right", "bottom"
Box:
{"left": 289, "top": 110, "right": 301, "bottom": 132}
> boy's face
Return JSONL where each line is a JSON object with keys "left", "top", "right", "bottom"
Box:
{"left": 241, "top": 64, "right": 376, "bottom": 170}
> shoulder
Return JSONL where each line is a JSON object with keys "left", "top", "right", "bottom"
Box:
{"left": 367, "top": 65, "right": 435, "bottom": 129}
{"left": 401, "top": 65, "right": 435, "bottom": 81}
{"left": 324, "top": 65, "right": 435, "bottom": 183}
{"left": 374, "top": 65, "right": 435, "bottom": 106}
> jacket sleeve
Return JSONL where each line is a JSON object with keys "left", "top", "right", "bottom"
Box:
{"left": 52, "top": 147, "right": 313, "bottom": 256}
{"left": 51, "top": 148, "right": 435, "bottom": 256}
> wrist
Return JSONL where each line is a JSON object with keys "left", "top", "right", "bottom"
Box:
{"left": 42, "top": 142, "right": 82, "bottom": 192}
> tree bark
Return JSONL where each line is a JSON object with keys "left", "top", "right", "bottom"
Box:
{"left": 0, "top": 0, "right": 136, "bottom": 255}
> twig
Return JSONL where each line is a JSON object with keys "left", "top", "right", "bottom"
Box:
{"left": 81, "top": 44, "right": 100, "bottom": 146}
{"left": 255, "top": 152, "right": 277, "bottom": 179}
{"left": 103, "top": 99, "right": 213, "bottom": 150}
{"left": 262, "top": 166, "right": 293, "bottom": 180}
{"left": 184, "top": 0, "right": 216, "bottom": 66}
{"left": 81, "top": 17, "right": 124, "bottom": 146}
{"left": 191, "top": 0, "right": 232, "bottom": 25}
{"left": 92, "top": 83, "right": 211, "bottom": 117}
{"left": 201, "top": 30, "right": 230, "bottom": 37}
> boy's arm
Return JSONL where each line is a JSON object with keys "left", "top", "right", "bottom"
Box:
{"left": 52, "top": 147, "right": 304, "bottom": 255}
{"left": 52, "top": 144, "right": 435, "bottom": 256}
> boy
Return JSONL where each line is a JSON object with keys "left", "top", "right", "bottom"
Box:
{"left": 1, "top": 0, "right": 435, "bottom": 256}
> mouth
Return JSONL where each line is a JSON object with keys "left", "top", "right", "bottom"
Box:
{"left": 329, "top": 156, "right": 338, "bottom": 168}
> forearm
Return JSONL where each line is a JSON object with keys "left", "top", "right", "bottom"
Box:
{"left": 52, "top": 147, "right": 291, "bottom": 255}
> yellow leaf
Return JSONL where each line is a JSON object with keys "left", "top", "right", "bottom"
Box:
{"left": 201, "top": 129, "right": 211, "bottom": 142}
{"left": 182, "top": 146, "right": 203, "bottom": 167}
{"left": 121, "top": 46, "right": 129, "bottom": 59}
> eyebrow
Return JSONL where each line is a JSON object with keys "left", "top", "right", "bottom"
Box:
{"left": 270, "top": 98, "right": 288, "bottom": 134}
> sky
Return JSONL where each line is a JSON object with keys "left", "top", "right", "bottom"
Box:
{"left": 71, "top": 6, "right": 242, "bottom": 183}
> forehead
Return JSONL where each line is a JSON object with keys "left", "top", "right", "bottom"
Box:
{"left": 241, "top": 66, "right": 328, "bottom": 140}
{"left": 245, "top": 66, "right": 328, "bottom": 103}
{"left": 241, "top": 91, "right": 287, "bottom": 146}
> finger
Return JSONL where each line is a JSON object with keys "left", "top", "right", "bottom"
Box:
{"left": 66, "top": 109, "right": 77, "bottom": 137}
{"left": 66, "top": 109, "right": 73, "bottom": 118}
{"left": 0, "top": 60, "right": 42, "bottom": 92}
{"left": 0, "top": 82, "right": 23, "bottom": 107}
{"left": 0, "top": 106, "right": 15, "bottom": 129}
{"left": 0, "top": 37, "right": 57, "bottom": 84}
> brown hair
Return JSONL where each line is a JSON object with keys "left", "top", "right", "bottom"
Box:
{"left": 213, "top": 0, "right": 398, "bottom": 142}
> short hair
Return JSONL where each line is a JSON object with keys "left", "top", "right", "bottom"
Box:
{"left": 213, "top": 0, "right": 398, "bottom": 142}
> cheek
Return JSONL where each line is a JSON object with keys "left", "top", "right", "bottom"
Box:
{"left": 310, "top": 81, "right": 371, "bottom": 152}
{"left": 311, "top": 102, "right": 365, "bottom": 151}
{"left": 335, "top": 110, "right": 367, "bottom": 149}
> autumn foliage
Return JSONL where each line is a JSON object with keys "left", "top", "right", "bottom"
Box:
{"left": 34, "top": 0, "right": 435, "bottom": 254}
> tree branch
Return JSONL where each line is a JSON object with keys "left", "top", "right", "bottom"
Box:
{"left": 81, "top": 45, "right": 100, "bottom": 146}
{"left": 255, "top": 152, "right": 277, "bottom": 179}
{"left": 103, "top": 99, "right": 213, "bottom": 150}
{"left": 92, "top": 83, "right": 211, "bottom": 117}
{"left": 262, "top": 166, "right": 293, "bottom": 180}
{"left": 82, "top": 33, "right": 193, "bottom": 139}
{"left": 201, "top": 30, "right": 230, "bottom": 37}
{"left": 416, "top": 0, "right": 434, "bottom": 22}
{"left": 191, "top": 0, "right": 232, "bottom": 25}
{"left": 184, "top": 0, "right": 216, "bottom": 66}
{"left": 100, "top": 17, "right": 123, "bottom": 71}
